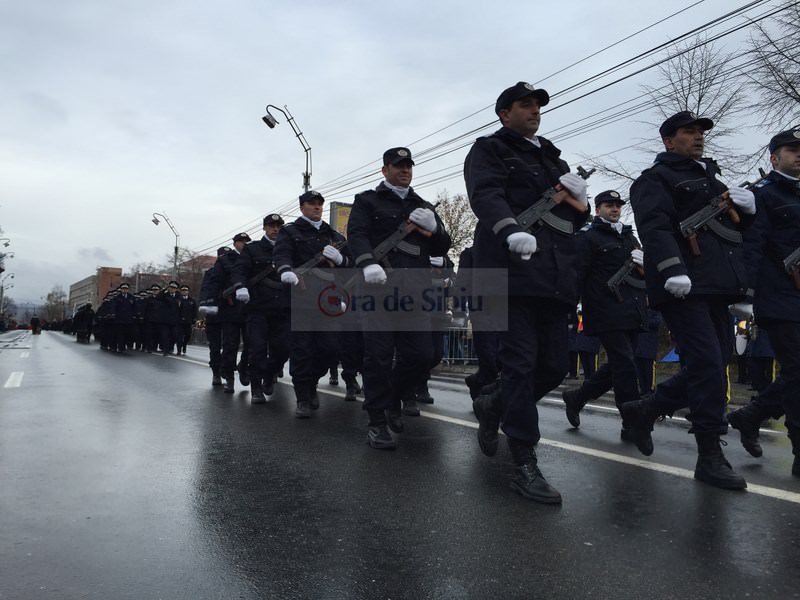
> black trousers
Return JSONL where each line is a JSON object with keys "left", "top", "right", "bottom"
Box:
{"left": 158, "top": 323, "right": 180, "bottom": 354}
{"left": 752, "top": 320, "right": 800, "bottom": 433}
{"left": 655, "top": 297, "right": 733, "bottom": 434}
{"left": 221, "top": 321, "right": 247, "bottom": 377}
{"left": 361, "top": 312, "right": 433, "bottom": 412}
{"left": 578, "top": 330, "right": 640, "bottom": 423}
{"left": 206, "top": 321, "right": 222, "bottom": 370}
{"left": 114, "top": 322, "right": 135, "bottom": 351}
{"left": 179, "top": 323, "right": 192, "bottom": 352}
{"left": 288, "top": 330, "right": 338, "bottom": 385}
{"left": 635, "top": 357, "right": 656, "bottom": 396}
{"left": 499, "top": 298, "right": 569, "bottom": 446}
{"left": 246, "top": 312, "right": 290, "bottom": 382}
{"left": 339, "top": 330, "right": 364, "bottom": 382}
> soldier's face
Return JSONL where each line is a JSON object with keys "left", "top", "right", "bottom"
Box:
{"left": 382, "top": 161, "right": 413, "bottom": 187}
{"left": 264, "top": 223, "right": 281, "bottom": 241}
{"left": 500, "top": 97, "right": 541, "bottom": 137}
{"left": 664, "top": 125, "right": 705, "bottom": 159}
{"left": 596, "top": 202, "right": 623, "bottom": 223}
{"left": 771, "top": 144, "right": 800, "bottom": 178}
{"left": 300, "top": 199, "right": 324, "bottom": 221}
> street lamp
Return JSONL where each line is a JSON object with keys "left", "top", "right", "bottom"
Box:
{"left": 262, "top": 104, "right": 312, "bottom": 192}
{"left": 151, "top": 212, "right": 180, "bottom": 280}
{"left": 0, "top": 282, "right": 14, "bottom": 316}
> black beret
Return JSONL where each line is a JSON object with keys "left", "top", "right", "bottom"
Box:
{"left": 594, "top": 190, "right": 626, "bottom": 207}
{"left": 382, "top": 147, "right": 415, "bottom": 166}
{"left": 659, "top": 111, "right": 713, "bottom": 137}
{"left": 495, "top": 82, "right": 549, "bottom": 115}
{"left": 768, "top": 128, "right": 800, "bottom": 153}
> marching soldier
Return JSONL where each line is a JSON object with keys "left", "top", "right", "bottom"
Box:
{"left": 622, "top": 111, "right": 756, "bottom": 490}
{"left": 347, "top": 147, "right": 451, "bottom": 448}
{"left": 465, "top": 82, "right": 590, "bottom": 503}
{"left": 273, "top": 191, "right": 352, "bottom": 417}
{"left": 232, "top": 214, "right": 291, "bottom": 404}
{"left": 198, "top": 247, "right": 232, "bottom": 386}
{"left": 177, "top": 284, "right": 197, "bottom": 355}
{"left": 728, "top": 128, "right": 800, "bottom": 477}
{"left": 562, "top": 190, "right": 647, "bottom": 438}
{"left": 111, "top": 282, "right": 137, "bottom": 353}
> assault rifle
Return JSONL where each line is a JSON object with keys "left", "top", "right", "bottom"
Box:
{"left": 607, "top": 248, "right": 646, "bottom": 303}
{"left": 515, "top": 166, "right": 594, "bottom": 236}
{"left": 222, "top": 265, "right": 277, "bottom": 301}
{"left": 784, "top": 246, "right": 800, "bottom": 290}
{"left": 293, "top": 240, "right": 349, "bottom": 285}
{"left": 679, "top": 185, "right": 749, "bottom": 256}
{"left": 343, "top": 203, "right": 439, "bottom": 289}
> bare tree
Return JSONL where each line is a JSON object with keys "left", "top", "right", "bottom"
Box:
{"left": 744, "top": 0, "right": 800, "bottom": 132}
{"left": 434, "top": 190, "right": 477, "bottom": 262}
{"left": 42, "top": 285, "right": 68, "bottom": 322}
{"left": 586, "top": 36, "right": 754, "bottom": 220}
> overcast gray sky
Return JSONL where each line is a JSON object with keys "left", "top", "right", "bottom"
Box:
{"left": 0, "top": 0, "right": 782, "bottom": 306}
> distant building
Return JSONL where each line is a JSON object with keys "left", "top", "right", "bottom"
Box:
{"left": 68, "top": 267, "right": 122, "bottom": 315}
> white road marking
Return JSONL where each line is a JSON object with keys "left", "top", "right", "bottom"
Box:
{"left": 180, "top": 359, "right": 800, "bottom": 504}
{"left": 20, "top": 352, "right": 29, "bottom": 358}
{"left": 4, "top": 371, "right": 24, "bottom": 388}
{"left": 421, "top": 410, "right": 800, "bottom": 505}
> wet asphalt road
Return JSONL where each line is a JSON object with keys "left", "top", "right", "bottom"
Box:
{"left": 2, "top": 330, "right": 800, "bottom": 600}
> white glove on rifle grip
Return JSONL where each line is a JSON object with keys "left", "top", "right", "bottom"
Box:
{"left": 728, "top": 187, "right": 756, "bottom": 215}
{"left": 281, "top": 272, "right": 299, "bottom": 286}
{"left": 409, "top": 208, "right": 437, "bottom": 232}
{"left": 506, "top": 232, "right": 537, "bottom": 260}
{"left": 322, "top": 245, "right": 344, "bottom": 266}
{"left": 664, "top": 275, "right": 691, "bottom": 298}
{"left": 198, "top": 305, "right": 218, "bottom": 316}
{"left": 430, "top": 256, "right": 445, "bottom": 267}
{"left": 363, "top": 264, "right": 387, "bottom": 284}
{"left": 558, "top": 173, "right": 588, "bottom": 205}
{"left": 235, "top": 287, "right": 250, "bottom": 303}
{"left": 630, "top": 249, "right": 644, "bottom": 266}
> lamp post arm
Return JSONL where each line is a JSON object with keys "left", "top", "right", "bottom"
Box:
{"left": 265, "top": 104, "right": 313, "bottom": 192}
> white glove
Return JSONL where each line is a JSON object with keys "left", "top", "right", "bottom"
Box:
{"left": 506, "top": 231, "right": 537, "bottom": 260}
{"left": 730, "top": 302, "right": 753, "bottom": 319}
{"left": 728, "top": 187, "right": 756, "bottom": 215}
{"left": 409, "top": 208, "right": 437, "bottom": 232}
{"left": 235, "top": 287, "right": 250, "bottom": 303}
{"left": 559, "top": 173, "right": 588, "bottom": 205}
{"left": 664, "top": 275, "right": 692, "bottom": 298}
{"left": 322, "top": 245, "right": 344, "bottom": 266}
{"left": 198, "top": 305, "right": 218, "bottom": 316}
{"left": 363, "top": 264, "right": 387, "bottom": 285}
{"left": 631, "top": 249, "right": 644, "bottom": 266}
{"left": 281, "top": 272, "right": 299, "bottom": 286}
{"left": 430, "top": 256, "right": 445, "bottom": 267}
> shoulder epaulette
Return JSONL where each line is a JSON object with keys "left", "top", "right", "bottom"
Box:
{"left": 754, "top": 178, "right": 772, "bottom": 189}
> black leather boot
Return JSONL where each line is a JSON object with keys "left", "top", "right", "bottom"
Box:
{"left": 367, "top": 410, "right": 396, "bottom": 449}
{"left": 386, "top": 404, "right": 405, "bottom": 433}
{"left": 402, "top": 390, "right": 420, "bottom": 416}
{"left": 416, "top": 382, "right": 434, "bottom": 404}
{"left": 562, "top": 387, "right": 589, "bottom": 428}
{"left": 789, "top": 430, "right": 800, "bottom": 478}
{"left": 464, "top": 373, "right": 482, "bottom": 400}
{"left": 619, "top": 393, "right": 666, "bottom": 456}
{"left": 211, "top": 368, "right": 222, "bottom": 387}
{"left": 222, "top": 372, "right": 235, "bottom": 394}
{"left": 294, "top": 383, "right": 312, "bottom": 418}
{"left": 507, "top": 438, "right": 562, "bottom": 504}
{"left": 472, "top": 380, "right": 502, "bottom": 457}
{"left": 238, "top": 362, "right": 250, "bottom": 386}
{"left": 727, "top": 404, "right": 766, "bottom": 457}
{"left": 344, "top": 381, "right": 358, "bottom": 402}
{"left": 251, "top": 379, "right": 266, "bottom": 404}
{"left": 309, "top": 384, "right": 320, "bottom": 410}
{"left": 262, "top": 373, "right": 275, "bottom": 396}
{"left": 694, "top": 432, "right": 747, "bottom": 490}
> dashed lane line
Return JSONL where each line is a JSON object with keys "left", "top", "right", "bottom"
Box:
{"left": 4, "top": 371, "right": 24, "bottom": 388}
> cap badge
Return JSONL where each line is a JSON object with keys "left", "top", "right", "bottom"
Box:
{"left": 397, "top": 149, "right": 408, "bottom": 157}
{"left": 793, "top": 130, "right": 800, "bottom": 139}
{"left": 610, "top": 191, "right": 620, "bottom": 198}
{"left": 524, "top": 83, "right": 535, "bottom": 91}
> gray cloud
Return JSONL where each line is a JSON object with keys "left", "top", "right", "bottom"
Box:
{"left": 77, "top": 247, "right": 112, "bottom": 262}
